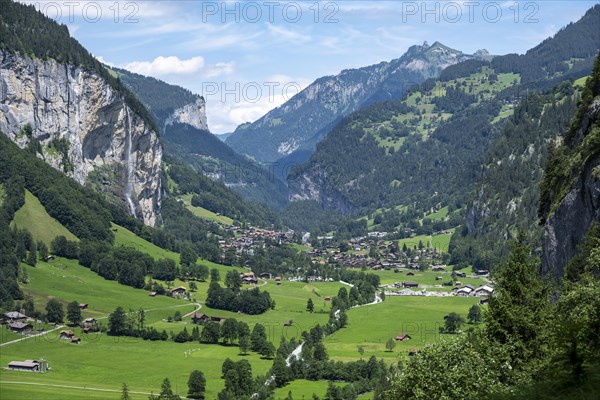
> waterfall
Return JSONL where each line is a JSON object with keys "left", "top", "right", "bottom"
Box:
{"left": 124, "top": 106, "right": 137, "bottom": 217}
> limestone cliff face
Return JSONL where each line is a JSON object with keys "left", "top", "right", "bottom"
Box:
{"left": 0, "top": 50, "right": 162, "bottom": 226}
{"left": 541, "top": 97, "right": 600, "bottom": 278}
{"left": 164, "top": 97, "right": 208, "bottom": 132}
{"left": 288, "top": 164, "right": 353, "bottom": 213}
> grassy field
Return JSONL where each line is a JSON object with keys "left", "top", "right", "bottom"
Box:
{"left": 0, "top": 332, "right": 273, "bottom": 399}
{"left": 19, "top": 259, "right": 188, "bottom": 320}
{"left": 273, "top": 379, "right": 346, "bottom": 400}
{"left": 11, "top": 190, "right": 78, "bottom": 244}
{"left": 423, "top": 206, "right": 448, "bottom": 221}
{"left": 153, "top": 280, "right": 343, "bottom": 346}
{"left": 113, "top": 223, "right": 235, "bottom": 275}
{"left": 324, "top": 296, "right": 480, "bottom": 363}
{"left": 370, "top": 268, "right": 484, "bottom": 289}
{"left": 398, "top": 231, "right": 453, "bottom": 253}
{"left": 112, "top": 223, "right": 180, "bottom": 263}
{"left": 178, "top": 194, "right": 234, "bottom": 225}
{"left": 0, "top": 384, "right": 150, "bottom": 400}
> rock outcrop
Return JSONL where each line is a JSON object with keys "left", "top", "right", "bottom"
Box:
{"left": 164, "top": 97, "right": 208, "bottom": 132}
{"left": 288, "top": 165, "right": 353, "bottom": 213}
{"left": 541, "top": 97, "right": 600, "bottom": 278}
{"left": 0, "top": 50, "right": 162, "bottom": 225}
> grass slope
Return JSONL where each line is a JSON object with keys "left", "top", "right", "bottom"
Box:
{"left": 20, "top": 259, "right": 187, "bottom": 319}
{"left": 324, "top": 296, "right": 480, "bottom": 362}
{"left": 423, "top": 206, "right": 449, "bottom": 221}
{"left": 179, "top": 194, "right": 234, "bottom": 225}
{"left": 273, "top": 379, "right": 346, "bottom": 400}
{"left": 398, "top": 231, "right": 453, "bottom": 253}
{"left": 11, "top": 190, "right": 78, "bottom": 244}
{"left": 112, "top": 223, "right": 180, "bottom": 263}
{"left": 371, "top": 267, "right": 483, "bottom": 289}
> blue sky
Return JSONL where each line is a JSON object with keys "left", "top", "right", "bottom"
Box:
{"left": 22, "top": 1, "right": 599, "bottom": 133}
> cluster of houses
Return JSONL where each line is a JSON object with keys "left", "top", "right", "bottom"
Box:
{"left": 455, "top": 284, "right": 494, "bottom": 298}
{"left": 305, "top": 238, "right": 446, "bottom": 272}
{"left": 239, "top": 272, "right": 282, "bottom": 286}
{"left": 219, "top": 227, "right": 295, "bottom": 258}
{"left": 2, "top": 311, "right": 33, "bottom": 334}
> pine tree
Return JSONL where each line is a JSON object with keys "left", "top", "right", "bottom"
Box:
{"left": 121, "top": 383, "right": 131, "bottom": 400}
{"left": 306, "top": 298, "right": 314, "bottom": 313}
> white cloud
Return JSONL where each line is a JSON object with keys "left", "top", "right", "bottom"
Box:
{"left": 124, "top": 56, "right": 205, "bottom": 77}
{"left": 204, "top": 74, "right": 311, "bottom": 133}
{"left": 267, "top": 24, "right": 311, "bottom": 44}
{"left": 204, "top": 62, "right": 236, "bottom": 79}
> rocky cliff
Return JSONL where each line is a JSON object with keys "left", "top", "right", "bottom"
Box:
{"left": 0, "top": 50, "right": 162, "bottom": 226}
{"left": 288, "top": 164, "right": 353, "bottom": 213}
{"left": 164, "top": 97, "right": 208, "bottom": 132}
{"left": 541, "top": 95, "right": 600, "bottom": 278}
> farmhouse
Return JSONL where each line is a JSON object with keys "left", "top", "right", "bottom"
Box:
{"left": 242, "top": 275, "right": 258, "bottom": 285}
{"left": 148, "top": 291, "right": 157, "bottom": 297}
{"left": 474, "top": 285, "right": 494, "bottom": 296}
{"left": 59, "top": 330, "right": 74, "bottom": 339}
{"left": 395, "top": 334, "right": 412, "bottom": 341}
{"left": 169, "top": 286, "right": 187, "bottom": 296}
{"left": 324, "top": 296, "right": 332, "bottom": 301}
{"left": 275, "top": 276, "right": 282, "bottom": 285}
{"left": 3, "top": 311, "right": 28, "bottom": 323}
{"left": 9, "top": 322, "right": 32, "bottom": 333}
{"left": 283, "top": 320, "right": 293, "bottom": 326}
{"left": 456, "top": 285, "right": 474, "bottom": 296}
{"left": 191, "top": 313, "right": 208, "bottom": 324}
{"left": 259, "top": 273, "right": 271, "bottom": 280}
{"left": 403, "top": 281, "right": 419, "bottom": 288}
{"left": 7, "top": 359, "right": 48, "bottom": 373}
{"left": 83, "top": 318, "right": 97, "bottom": 326}
{"left": 71, "top": 337, "right": 81, "bottom": 344}
{"left": 78, "top": 303, "right": 88, "bottom": 309}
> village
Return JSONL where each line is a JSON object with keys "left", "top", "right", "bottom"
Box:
{"left": 215, "top": 224, "right": 494, "bottom": 300}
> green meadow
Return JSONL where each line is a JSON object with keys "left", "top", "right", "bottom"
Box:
{"left": 423, "top": 206, "right": 449, "bottom": 221}
{"left": 11, "top": 190, "right": 79, "bottom": 244}
{"left": 324, "top": 296, "right": 481, "bottom": 363}
{"left": 19, "top": 259, "right": 188, "bottom": 320}
{"left": 178, "top": 193, "right": 234, "bottom": 225}
{"left": 273, "top": 379, "right": 347, "bottom": 400}
{"left": 398, "top": 230, "right": 454, "bottom": 253}
{"left": 371, "top": 267, "right": 484, "bottom": 289}
{"left": 0, "top": 332, "right": 273, "bottom": 399}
